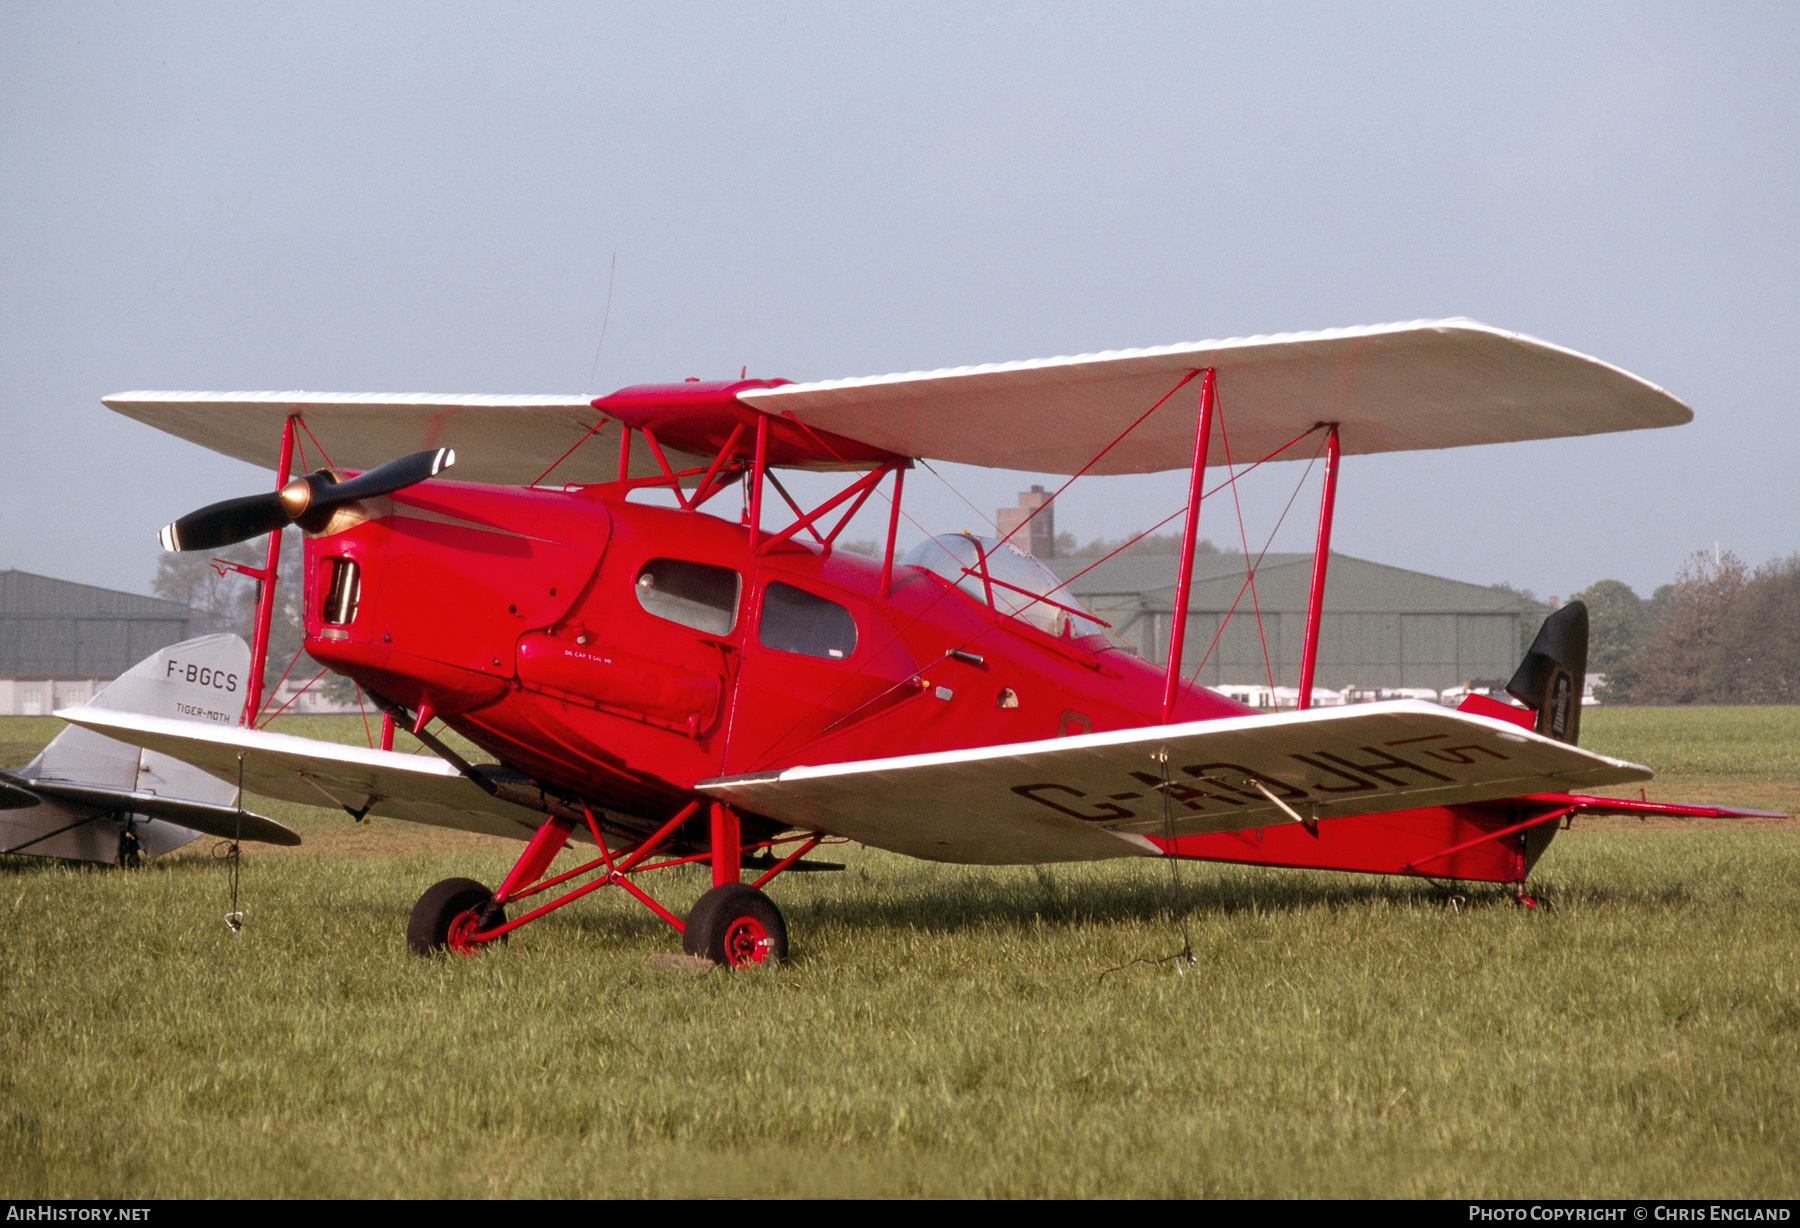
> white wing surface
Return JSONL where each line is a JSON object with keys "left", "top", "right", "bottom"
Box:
{"left": 742, "top": 319, "right": 1691, "bottom": 475}
{"left": 100, "top": 392, "right": 709, "bottom": 486}
{"left": 56, "top": 709, "right": 550, "bottom": 840}
{"left": 107, "top": 322, "right": 1689, "bottom": 484}
{"left": 699, "top": 701, "right": 1651, "bottom": 865}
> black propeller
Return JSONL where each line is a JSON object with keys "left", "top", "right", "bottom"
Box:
{"left": 158, "top": 447, "right": 455, "bottom": 552}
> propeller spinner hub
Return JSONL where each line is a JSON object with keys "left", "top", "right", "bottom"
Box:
{"left": 277, "top": 476, "right": 319, "bottom": 518}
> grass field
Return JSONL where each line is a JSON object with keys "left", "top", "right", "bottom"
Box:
{"left": 1, "top": 707, "right": 1795, "bottom": 1198}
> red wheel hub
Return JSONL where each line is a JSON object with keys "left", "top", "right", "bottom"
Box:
{"left": 722, "top": 915, "right": 772, "bottom": 966}
{"left": 445, "top": 909, "right": 487, "bottom": 957}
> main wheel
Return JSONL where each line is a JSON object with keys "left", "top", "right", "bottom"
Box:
{"left": 682, "top": 883, "right": 788, "bottom": 967}
{"left": 407, "top": 877, "right": 503, "bottom": 956}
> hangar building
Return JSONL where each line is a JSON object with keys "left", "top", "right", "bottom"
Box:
{"left": 1046, "top": 551, "right": 1532, "bottom": 693}
{"left": 0, "top": 570, "right": 192, "bottom": 714}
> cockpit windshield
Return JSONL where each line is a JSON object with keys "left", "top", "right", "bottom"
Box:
{"left": 900, "top": 533, "right": 1106, "bottom": 638}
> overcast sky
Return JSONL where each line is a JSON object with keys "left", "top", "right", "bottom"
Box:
{"left": 3, "top": 2, "right": 1795, "bottom": 606}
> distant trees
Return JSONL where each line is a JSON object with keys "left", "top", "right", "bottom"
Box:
{"left": 1577, "top": 551, "right": 1800, "bottom": 705}
{"left": 1714, "top": 555, "right": 1800, "bottom": 704}
{"left": 1061, "top": 531, "right": 1225, "bottom": 559}
{"left": 1571, "top": 578, "right": 1651, "bottom": 700}
{"left": 153, "top": 540, "right": 268, "bottom": 636}
{"left": 151, "top": 535, "right": 348, "bottom": 706}
{"left": 1626, "top": 551, "right": 1747, "bottom": 705}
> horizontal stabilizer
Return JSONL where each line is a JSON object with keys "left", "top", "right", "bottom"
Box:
{"left": 24, "top": 782, "right": 299, "bottom": 846}
{"left": 700, "top": 701, "right": 1652, "bottom": 865}
{"left": 1537, "top": 793, "right": 1787, "bottom": 822}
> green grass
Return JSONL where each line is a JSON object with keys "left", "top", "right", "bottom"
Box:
{"left": 0, "top": 711, "right": 1795, "bottom": 1198}
{"left": 1580, "top": 705, "right": 1800, "bottom": 808}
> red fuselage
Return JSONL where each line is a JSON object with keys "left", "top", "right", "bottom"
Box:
{"left": 302, "top": 479, "right": 1250, "bottom": 831}
{"left": 301, "top": 477, "right": 1558, "bottom": 885}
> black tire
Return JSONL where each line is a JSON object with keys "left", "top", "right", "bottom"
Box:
{"left": 406, "top": 877, "right": 501, "bottom": 956}
{"left": 681, "top": 883, "right": 788, "bottom": 967}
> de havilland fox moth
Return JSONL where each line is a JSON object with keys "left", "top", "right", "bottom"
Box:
{"left": 54, "top": 319, "right": 1775, "bottom": 965}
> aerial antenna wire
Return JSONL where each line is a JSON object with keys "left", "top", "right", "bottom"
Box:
{"left": 586, "top": 253, "right": 618, "bottom": 397}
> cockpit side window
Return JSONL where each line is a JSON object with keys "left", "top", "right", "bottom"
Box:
{"left": 635, "top": 559, "right": 740, "bottom": 635}
{"left": 758, "top": 581, "right": 857, "bottom": 660}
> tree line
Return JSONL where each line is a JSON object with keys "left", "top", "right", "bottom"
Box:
{"left": 152, "top": 537, "right": 360, "bottom": 708}
{"left": 1572, "top": 552, "right": 1800, "bottom": 705}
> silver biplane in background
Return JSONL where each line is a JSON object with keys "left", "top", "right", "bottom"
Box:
{"left": 2, "top": 634, "right": 296, "bottom": 864}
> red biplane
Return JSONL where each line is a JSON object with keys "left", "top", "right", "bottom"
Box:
{"left": 68, "top": 319, "right": 1771, "bottom": 965}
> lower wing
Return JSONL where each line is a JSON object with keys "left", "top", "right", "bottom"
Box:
{"left": 699, "top": 700, "right": 1652, "bottom": 864}
{"left": 56, "top": 708, "right": 549, "bottom": 840}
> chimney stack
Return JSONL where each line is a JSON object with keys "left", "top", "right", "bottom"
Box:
{"left": 996, "top": 485, "right": 1054, "bottom": 558}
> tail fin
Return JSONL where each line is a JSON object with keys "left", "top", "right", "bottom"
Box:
{"left": 1505, "top": 601, "right": 1588, "bottom": 746}
{"left": 2, "top": 634, "right": 296, "bottom": 863}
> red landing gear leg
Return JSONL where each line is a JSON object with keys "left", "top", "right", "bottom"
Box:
{"left": 404, "top": 799, "right": 811, "bottom": 967}
{"left": 682, "top": 802, "right": 788, "bottom": 967}
{"left": 709, "top": 802, "right": 740, "bottom": 887}
{"left": 405, "top": 815, "right": 575, "bottom": 956}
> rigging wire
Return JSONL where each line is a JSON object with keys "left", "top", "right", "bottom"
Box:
{"left": 917, "top": 458, "right": 998, "bottom": 535}
{"left": 1213, "top": 389, "right": 1280, "bottom": 694}
{"left": 744, "top": 377, "right": 1331, "bottom": 766}
{"left": 1181, "top": 432, "right": 1328, "bottom": 691}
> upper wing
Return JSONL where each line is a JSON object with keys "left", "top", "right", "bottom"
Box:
{"left": 698, "top": 700, "right": 1652, "bottom": 865}
{"left": 56, "top": 708, "right": 549, "bottom": 840}
{"left": 100, "top": 392, "right": 709, "bottom": 486}
{"left": 108, "top": 322, "right": 1689, "bottom": 485}
{"left": 741, "top": 319, "right": 1692, "bottom": 475}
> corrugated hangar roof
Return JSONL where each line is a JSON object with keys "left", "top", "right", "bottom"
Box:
{"left": 0, "top": 570, "right": 191, "bottom": 619}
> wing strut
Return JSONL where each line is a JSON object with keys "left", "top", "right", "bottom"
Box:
{"left": 1296, "top": 423, "right": 1342, "bottom": 709}
{"left": 243, "top": 413, "right": 297, "bottom": 726}
{"left": 1161, "top": 368, "right": 1218, "bottom": 722}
